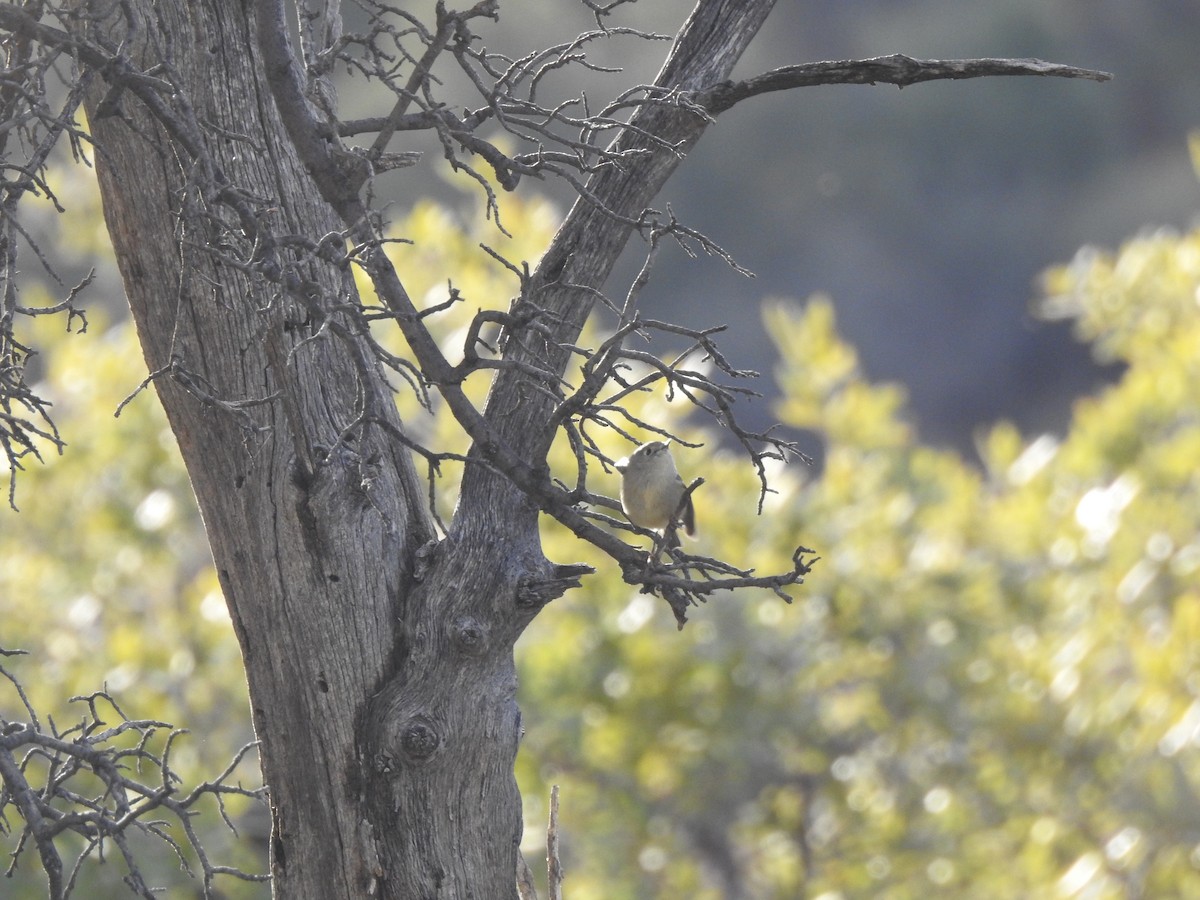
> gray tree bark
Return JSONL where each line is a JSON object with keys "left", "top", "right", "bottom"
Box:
{"left": 85, "top": 0, "right": 432, "bottom": 894}
{"left": 77, "top": 1, "right": 778, "bottom": 897}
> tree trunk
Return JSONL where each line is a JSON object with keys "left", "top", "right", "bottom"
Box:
{"left": 84, "top": 0, "right": 439, "bottom": 895}
{"left": 79, "top": 0, "right": 776, "bottom": 896}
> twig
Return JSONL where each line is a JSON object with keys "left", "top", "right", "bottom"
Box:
{"left": 701, "top": 54, "right": 1113, "bottom": 114}
{"left": 0, "top": 660, "right": 268, "bottom": 898}
{"left": 547, "top": 784, "right": 563, "bottom": 900}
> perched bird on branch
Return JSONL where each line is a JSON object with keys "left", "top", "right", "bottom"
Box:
{"left": 616, "top": 440, "right": 695, "bottom": 548}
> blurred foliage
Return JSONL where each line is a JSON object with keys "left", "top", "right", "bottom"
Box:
{"left": 6, "top": 177, "right": 1200, "bottom": 900}
{"left": 517, "top": 230, "right": 1200, "bottom": 899}
{"left": 0, "top": 309, "right": 266, "bottom": 896}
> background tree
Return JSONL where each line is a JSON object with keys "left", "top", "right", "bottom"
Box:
{"left": 0, "top": 1, "right": 1110, "bottom": 898}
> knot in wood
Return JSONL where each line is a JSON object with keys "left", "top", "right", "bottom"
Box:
{"left": 515, "top": 563, "right": 593, "bottom": 609}
{"left": 451, "top": 616, "right": 487, "bottom": 655}
{"left": 400, "top": 716, "right": 441, "bottom": 761}
{"left": 413, "top": 539, "right": 441, "bottom": 582}
{"left": 373, "top": 752, "right": 395, "bottom": 775}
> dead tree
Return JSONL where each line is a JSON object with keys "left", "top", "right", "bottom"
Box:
{"left": 0, "top": 1, "right": 1108, "bottom": 897}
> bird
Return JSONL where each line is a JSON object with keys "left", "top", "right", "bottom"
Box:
{"left": 615, "top": 440, "right": 695, "bottom": 546}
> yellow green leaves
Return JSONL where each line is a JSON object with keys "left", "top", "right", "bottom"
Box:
{"left": 520, "top": 220, "right": 1200, "bottom": 897}
{"left": 9, "top": 181, "right": 1200, "bottom": 897}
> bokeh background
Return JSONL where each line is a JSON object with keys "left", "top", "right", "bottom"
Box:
{"left": 4, "top": 2, "right": 1200, "bottom": 898}
{"left": 351, "top": 0, "right": 1200, "bottom": 454}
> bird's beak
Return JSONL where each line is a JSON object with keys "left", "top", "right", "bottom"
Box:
{"left": 615, "top": 457, "right": 629, "bottom": 472}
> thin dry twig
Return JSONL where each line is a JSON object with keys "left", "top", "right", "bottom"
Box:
{"left": 0, "top": 1, "right": 1106, "bottom": 621}
{"left": 547, "top": 784, "right": 563, "bottom": 900}
{"left": 0, "top": 651, "right": 268, "bottom": 899}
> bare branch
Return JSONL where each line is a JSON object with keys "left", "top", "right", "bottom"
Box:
{"left": 0, "top": 652, "right": 268, "bottom": 898}
{"left": 0, "top": 0, "right": 1108, "bottom": 624}
{"left": 368, "top": 1, "right": 500, "bottom": 162}
{"left": 548, "top": 784, "right": 564, "bottom": 900}
{"left": 701, "top": 54, "right": 1114, "bottom": 114}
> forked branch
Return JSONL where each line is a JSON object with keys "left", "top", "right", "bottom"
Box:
{"left": 0, "top": 649, "right": 267, "bottom": 899}
{"left": 0, "top": 0, "right": 1110, "bottom": 621}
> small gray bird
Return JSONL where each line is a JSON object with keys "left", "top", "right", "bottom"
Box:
{"left": 615, "top": 440, "right": 695, "bottom": 545}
